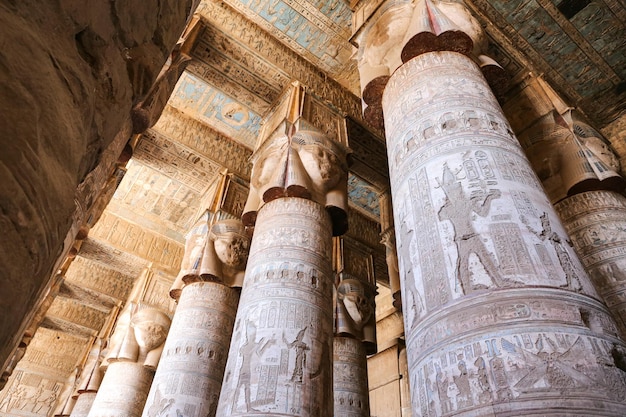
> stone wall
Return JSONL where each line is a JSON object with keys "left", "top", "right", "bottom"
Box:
{"left": 0, "top": 0, "right": 195, "bottom": 375}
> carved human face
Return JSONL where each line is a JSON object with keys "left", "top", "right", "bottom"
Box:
{"left": 132, "top": 322, "right": 167, "bottom": 351}
{"left": 299, "top": 144, "right": 342, "bottom": 190}
{"left": 583, "top": 136, "right": 620, "bottom": 171}
{"left": 252, "top": 147, "right": 283, "bottom": 189}
{"left": 214, "top": 234, "right": 248, "bottom": 268}
{"left": 338, "top": 280, "right": 373, "bottom": 329}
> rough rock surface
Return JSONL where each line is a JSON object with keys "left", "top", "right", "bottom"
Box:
{"left": 0, "top": 0, "right": 194, "bottom": 373}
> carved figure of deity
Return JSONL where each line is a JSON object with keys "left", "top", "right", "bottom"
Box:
{"left": 243, "top": 129, "right": 349, "bottom": 235}
{"left": 335, "top": 277, "right": 377, "bottom": 352}
{"left": 234, "top": 322, "right": 275, "bottom": 412}
{"left": 437, "top": 163, "right": 506, "bottom": 293}
{"left": 170, "top": 218, "right": 250, "bottom": 297}
{"left": 284, "top": 327, "right": 310, "bottom": 383}
{"left": 105, "top": 306, "right": 171, "bottom": 369}
{"left": 523, "top": 213, "right": 583, "bottom": 292}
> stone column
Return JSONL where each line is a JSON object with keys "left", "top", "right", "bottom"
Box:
{"left": 380, "top": 191, "right": 402, "bottom": 310}
{"left": 334, "top": 337, "right": 370, "bottom": 417}
{"left": 68, "top": 340, "right": 105, "bottom": 417}
{"left": 142, "top": 218, "right": 249, "bottom": 417}
{"left": 354, "top": 1, "right": 626, "bottom": 415}
{"left": 333, "top": 237, "right": 376, "bottom": 417}
{"left": 217, "top": 82, "right": 349, "bottom": 416}
{"left": 556, "top": 191, "right": 626, "bottom": 339}
{"left": 88, "top": 306, "right": 171, "bottom": 417}
{"left": 519, "top": 109, "right": 626, "bottom": 339}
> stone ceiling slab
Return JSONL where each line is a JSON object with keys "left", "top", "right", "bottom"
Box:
{"left": 220, "top": 0, "right": 359, "bottom": 93}
{"left": 72, "top": 241, "right": 145, "bottom": 283}
{"left": 468, "top": 0, "right": 626, "bottom": 126}
{"left": 109, "top": 160, "right": 204, "bottom": 238}
{"left": 169, "top": 72, "right": 263, "bottom": 148}
{"left": 135, "top": 132, "right": 222, "bottom": 195}
{"left": 88, "top": 212, "right": 184, "bottom": 275}
{"left": 152, "top": 105, "right": 253, "bottom": 180}
{"left": 195, "top": 0, "right": 367, "bottom": 128}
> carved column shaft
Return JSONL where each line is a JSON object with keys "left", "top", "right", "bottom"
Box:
{"left": 556, "top": 190, "right": 626, "bottom": 339}
{"left": 515, "top": 102, "right": 626, "bottom": 342}
{"left": 70, "top": 393, "right": 97, "bottom": 417}
{"left": 87, "top": 362, "right": 153, "bottom": 417}
{"left": 217, "top": 198, "right": 334, "bottom": 416}
{"left": 382, "top": 50, "right": 626, "bottom": 416}
{"left": 142, "top": 282, "right": 239, "bottom": 417}
{"left": 332, "top": 236, "right": 375, "bottom": 417}
{"left": 334, "top": 336, "right": 370, "bottom": 417}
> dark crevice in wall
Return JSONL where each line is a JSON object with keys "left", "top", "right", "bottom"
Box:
{"left": 557, "top": 0, "right": 591, "bottom": 19}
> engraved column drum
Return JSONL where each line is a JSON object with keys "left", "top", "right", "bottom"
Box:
{"left": 382, "top": 51, "right": 626, "bottom": 416}
{"left": 333, "top": 336, "right": 370, "bottom": 417}
{"left": 87, "top": 362, "right": 153, "bottom": 417}
{"left": 217, "top": 197, "right": 334, "bottom": 416}
{"left": 142, "top": 282, "right": 239, "bottom": 417}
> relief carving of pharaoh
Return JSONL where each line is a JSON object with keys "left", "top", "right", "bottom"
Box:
{"left": 170, "top": 218, "right": 250, "bottom": 298}
{"left": 335, "top": 275, "right": 377, "bottom": 354}
{"left": 104, "top": 306, "right": 171, "bottom": 370}
{"left": 243, "top": 129, "right": 349, "bottom": 235}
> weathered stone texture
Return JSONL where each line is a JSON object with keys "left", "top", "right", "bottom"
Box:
{"left": 87, "top": 362, "right": 153, "bottom": 417}
{"left": 0, "top": 0, "right": 194, "bottom": 372}
{"left": 556, "top": 191, "right": 626, "bottom": 339}
{"left": 70, "top": 392, "right": 97, "bottom": 417}
{"left": 383, "top": 51, "right": 626, "bottom": 416}
{"left": 218, "top": 198, "right": 334, "bottom": 416}
{"left": 334, "top": 336, "right": 370, "bottom": 417}
{"left": 143, "top": 282, "right": 239, "bottom": 417}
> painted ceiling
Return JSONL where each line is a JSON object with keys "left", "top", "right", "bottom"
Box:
{"left": 102, "top": 0, "right": 626, "bottom": 264}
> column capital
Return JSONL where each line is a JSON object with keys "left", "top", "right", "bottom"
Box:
{"left": 353, "top": 0, "right": 507, "bottom": 128}
{"left": 243, "top": 82, "right": 351, "bottom": 236}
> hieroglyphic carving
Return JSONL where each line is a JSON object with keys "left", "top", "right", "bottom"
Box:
{"left": 218, "top": 0, "right": 358, "bottom": 92}
{"left": 45, "top": 297, "right": 109, "bottom": 334}
{"left": 152, "top": 105, "right": 252, "bottom": 179}
{"left": 467, "top": 0, "right": 625, "bottom": 125}
{"left": 333, "top": 337, "right": 370, "bottom": 417}
{"left": 523, "top": 213, "right": 585, "bottom": 293}
{"left": 0, "top": 371, "right": 63, "bottom": 416}
{"left": 437, "top": 163, "right": 508, "bottom": 293}
{"left": 135, "top": 131, "right": 221, "bottom": 194}
{"left": 346, "top": 208, "right": 382, "bottom": 249}
{"left": 221, "top": 178, "right": 250, "bottom": 220}
{"left": 169, "top": 72, "right": 263, "bottom": 148}
{"left": 380, "top": 50, "right": 624, "bottom": 415}
{"left": 556, "top": 190, "right": 626, "bottom": 339}
{"left": 19, "top": 329, "right": 87, "bottom": 376}
{"left": 63, "top": 255, "right": 136, "bottom": 302}
{"left": 195, "top": 1, "right": 365, "bottom": 125}
{"left": 143, "top": 283, "right": 239, "bottom": 417}
{"left": 109, "top": 157, "right": 203, "bottom": 235}
{"left": 217, "top": 198, "right": 334, "bottom": 416}
{"left": 190, "top": 29, "right": 283, "bottom": 106}
{"left": 89, "top": 212, "right": 184, "bottom": 274}
{"left": 411, "top": 328, "right": 626, "bottom": 416}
